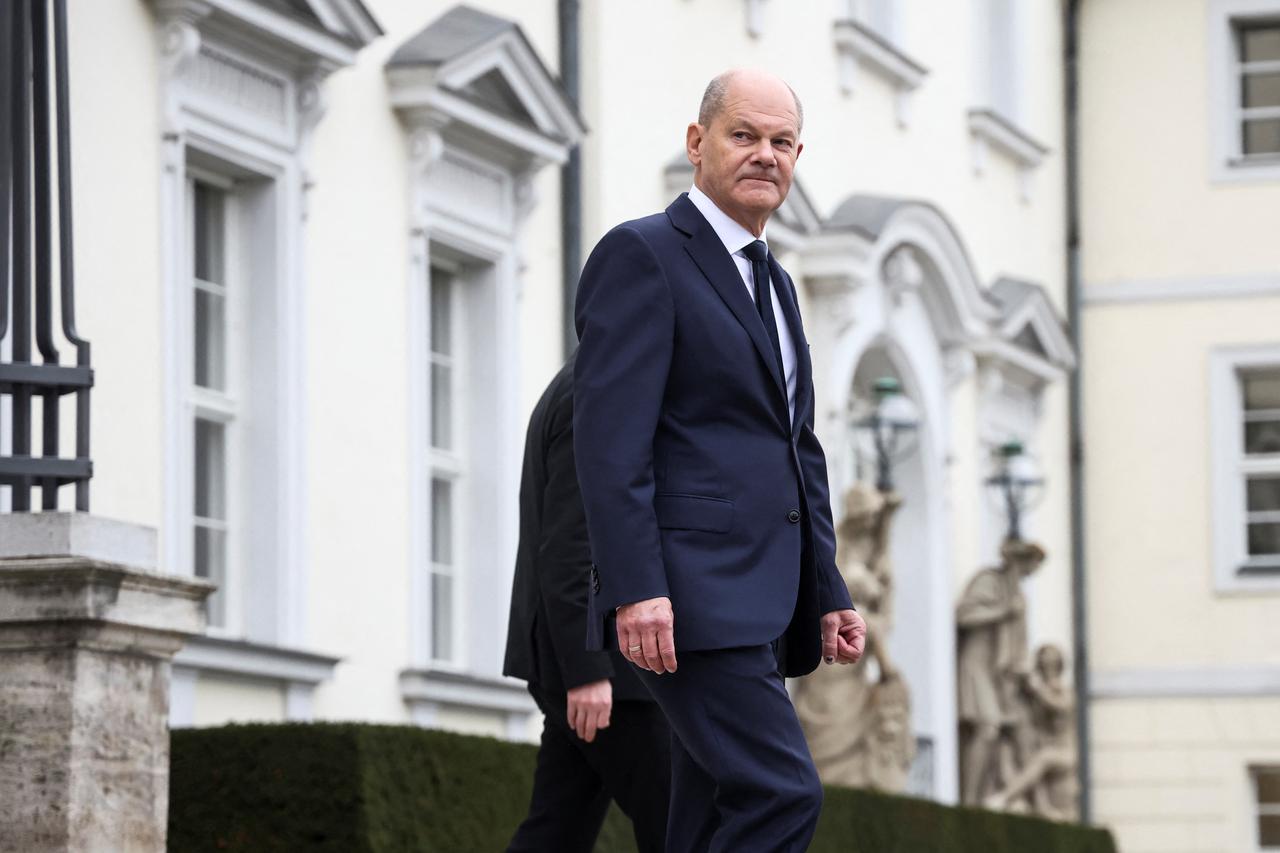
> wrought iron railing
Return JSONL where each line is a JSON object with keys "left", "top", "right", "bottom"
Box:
{"left": 1, "top": 0, "right": 92, "bottom": 512}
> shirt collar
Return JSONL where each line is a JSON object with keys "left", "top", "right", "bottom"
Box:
{"left": 688, "top": 184, "right": 767, "bottom": 257}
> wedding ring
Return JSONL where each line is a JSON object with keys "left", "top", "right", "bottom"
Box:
{"left": 628, "top": 644, "right": 642, "bottom": 653}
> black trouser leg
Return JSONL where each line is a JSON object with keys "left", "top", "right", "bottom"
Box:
{"left": 508, "top": 710, "right": 612, "bottom": 853}
{"left": 508, "top": 686, "right": 671, "bottom": 853}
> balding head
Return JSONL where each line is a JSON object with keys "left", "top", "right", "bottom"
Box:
{"left": 698, "top": 69, "right": 804, "bottom": 135}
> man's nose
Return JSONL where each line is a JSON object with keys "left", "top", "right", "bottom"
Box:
{"left": 750, "top": 138, "right": 776, "bottom": 166}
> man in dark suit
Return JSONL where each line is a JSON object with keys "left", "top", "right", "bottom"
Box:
{"left": 573, "top": 69, "right": 867, "bottom": 851}
{"left": 503, "top": 354, "right": 670, "bottom": 853}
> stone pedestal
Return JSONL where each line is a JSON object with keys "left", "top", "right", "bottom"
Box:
{"left": 0, "top": 513, "right": 213, "bottom": 853}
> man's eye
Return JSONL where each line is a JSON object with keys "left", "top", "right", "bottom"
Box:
{"left": 733, "top": 132, "right": 749, "bottom": 140}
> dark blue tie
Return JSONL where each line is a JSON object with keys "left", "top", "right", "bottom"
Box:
{"left": 742, "top": 239, "right": 785, "bottom": 390}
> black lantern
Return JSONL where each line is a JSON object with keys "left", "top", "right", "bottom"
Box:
{"left": 984, "top": 440, "right": 1045, "bottom": 541}
{"left": 853, "top": 377, "right": 919, "bottom": 493}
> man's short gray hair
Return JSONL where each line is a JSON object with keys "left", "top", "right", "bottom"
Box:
{"left": 697, "top": 71, "right": 804, "bottom": 133}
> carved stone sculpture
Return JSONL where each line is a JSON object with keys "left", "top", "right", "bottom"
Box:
{"left": 794, "top": 482, "right": 914, "bottom": 791}
{"left": 956, "top": 538, "right": 1044, "bottom": 807}
{"left": 984, "top": 644, "right": 1079, "bottom": 821}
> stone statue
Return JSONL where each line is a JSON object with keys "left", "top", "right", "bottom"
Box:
{"left": 955, "top": 538, "right": 1044, "bottom": 807}
{"left": 794, "top": 481, "right": 914, "bottom": 791}
{"left": 985, "top": 644, "right": 1078, "bottom": 821}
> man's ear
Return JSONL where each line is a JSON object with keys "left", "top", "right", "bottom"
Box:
{"left": 685, "top": 123, "right": 704, "bottom": 167}
{"left": 795, "top": 141, "right": 804, "bottom": 161}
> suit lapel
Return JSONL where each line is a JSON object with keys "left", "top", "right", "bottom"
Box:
{"left": 768, "top": 254, "right": 813, "bottom": 435}
{"left": 671, "top": 197, "right": 789, "bottom": 408}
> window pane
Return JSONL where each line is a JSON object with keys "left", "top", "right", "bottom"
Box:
{"left": 1249, "top": 477, "right": 1280, "bottom": 513}
{"left": 1242, "top": 25, "right": 1280, "bottom": 63}
{"left": 430, "top": 362, "right": 452, "bottom": 451}
{"left": 194, "top": 419, "right": 226, "bottom": 521}
{"left": 430, "top": 267, "right": 452, "bottom": 356}
{"left": 194, "top": 289, "right": 226, "bottom": 391}
{"left": 194, "top": 182, "right": 225, "bottom": 285}
{"left": 1244, "top": 72, "right": 1280, "bottom": 109}
{"left": 1244, "top": 372, "right": 1280, "bottom": 410}
{"left": 1259, "top": 769, "right": 1280, "bottom": 804}
{"left": 194, "top": 524, "right": 226, "bottom": 627}
{"left": 1262, "top": 814, "right": 1280, "bottom": 847}
{"left": 1246, "top": 419, "right": 1280, "bottom": 455}
{"left": 1243, "top": 118, "right": 1280, "bottom": 155}
{"left": 431, "top": 477, "right": 453, "bottom": 566}
{"left": 431, "top": 572, "right": 453, "bottom": 661}
{"left": 1248, "top": 521, "right": 1280, "bottom": 556}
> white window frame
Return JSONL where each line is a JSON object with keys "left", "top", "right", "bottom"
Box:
{"left": 158, "top": 27, "right": 314, "bottom": 648}
{"left": 1210, "top": 345, "right": 1280, "bottom": 593}
{"left": 185, "top": 169, "right": 246, "bottom": 634}
{"left": 1208, "top": 0, "right": 1280, "bottom": 183}
{"left": 1253, "top": 765, "right": 1280, "bottom": 852}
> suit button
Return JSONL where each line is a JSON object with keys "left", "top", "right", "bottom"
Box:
{"left": 787, "top": 510, "right": 801, "bottom": 523}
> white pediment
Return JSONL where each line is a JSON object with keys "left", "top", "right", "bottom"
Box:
{"left": 153, "top": 0, "right": 381, "bottom": 72}
{"left": 990, "top": 278, "right": 1077, "bottom": 372}
{"left": 387, "top": 6, "right": 584, "bottom": 168}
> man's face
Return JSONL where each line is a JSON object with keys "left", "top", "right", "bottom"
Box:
{"left": 687, "top": 75, "right": 802, "bottom": 232}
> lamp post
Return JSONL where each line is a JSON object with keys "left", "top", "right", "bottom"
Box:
{"left": 984, "top": 439, "right": 1045, "bottom": 541}
{"left": 853, "top": 377, "right": 919, "bottom": 493}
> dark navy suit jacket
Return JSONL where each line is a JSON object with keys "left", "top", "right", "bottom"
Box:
{"left": 572, "top": 193, "right": 854, "bottom": 678}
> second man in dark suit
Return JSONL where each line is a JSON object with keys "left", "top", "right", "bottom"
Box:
{"left": 503, "top": 354, "right": 670, "bottom": 853}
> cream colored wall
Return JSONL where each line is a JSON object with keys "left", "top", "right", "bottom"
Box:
{"left": 1085, "top": 298, "right": 1280, "bottom": 670}
{"left": 1081, "top": 0, "right": 1280, "bottom": 848}
{"left": 432, "top": 705, "right": 509, "bottom": 740}
{"left": 1093, "top": 696, "right": 1280, "bottom": 853}
{"left": 66, "top": 0, "right": 164, "bottom": 529}
{"left": 192, "top": 675, "right": 286, "bottom": 727}
{"left": 1080, "top": 0, "right": 1280, "bottom": 284}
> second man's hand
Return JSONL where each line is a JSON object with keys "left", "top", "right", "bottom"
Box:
{"left": 616, "top": 596, "right": 678, "bottom": 674}
{"left": 566, "top": 679, "right": 612, "bottom": 743}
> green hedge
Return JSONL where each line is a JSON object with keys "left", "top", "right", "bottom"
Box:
{"left": 169, "top": 723, "right": 1116, "bottom": 853}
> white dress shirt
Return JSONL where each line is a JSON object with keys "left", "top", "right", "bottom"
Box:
{"left": 687, "top": 184, "right": 797, "bottom": 423}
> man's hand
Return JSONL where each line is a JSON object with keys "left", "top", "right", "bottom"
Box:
{"left": 566, "top": 679, "right": 612, "bottom": 743}
{"left": 616, "top": 596, "right": 678, "bottom": 674}
{"left": 821, "top": 609, "right": 866, "bottom": 665}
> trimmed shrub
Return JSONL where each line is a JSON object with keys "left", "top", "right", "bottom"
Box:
{"left": 169, "top": 723, "right": 1116, "bottom": 852}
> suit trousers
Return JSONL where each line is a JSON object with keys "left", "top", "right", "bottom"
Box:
{"left": 507, "top": 685, "right": 671, "bottom": 853}
{"left": 636, "top": 644, "right": 824, "bottom": 853}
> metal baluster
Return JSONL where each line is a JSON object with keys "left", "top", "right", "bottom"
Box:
{"left": 33, "top": 0, "right": 61, "bottom": 509}
{"left": 53, "top": 0, "right": 90, "bottom": 511}
{"left": 11, "top": 0, "right": 33, "bottom": 511}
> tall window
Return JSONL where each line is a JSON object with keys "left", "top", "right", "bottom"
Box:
{"left": 428, "top": 264, "right": 463, "bottom": 663}
{"left": 190, "top": 178, "right": 238, "bottom": 628}
{"left": 1242, "top": 368, "right": 1280, "bottom": 569}
{"left": 1237, "top": 21, "right": 1280, "bottom": 158}
{"left": 1255, "top": 766, "right": 1280, "bottom": 851}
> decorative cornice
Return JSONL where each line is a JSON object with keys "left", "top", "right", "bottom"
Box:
{"left": 174, "top": 634, "right": 341, "bottom": 684}
{"left": 967, "top": 108, "right": 1050, "bottom": 202}
{"left": 400, "top": 668, "right": 537, "bottom": 714}
{"left": 1092, "top": 665, "right": 1280, "bottom": 699}
{"left": 1084, "top": 272, "right": 1280, "bottom": 305}
{"left": 833, "top": 18, "right": 928, "bottom": 127}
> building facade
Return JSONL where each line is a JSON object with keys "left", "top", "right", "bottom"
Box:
{"left": 1080, "top": 1, "right": 1280, "bottom": 851}
{"left": 4, "top": 0, "right": 1082, "bottom": 813}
